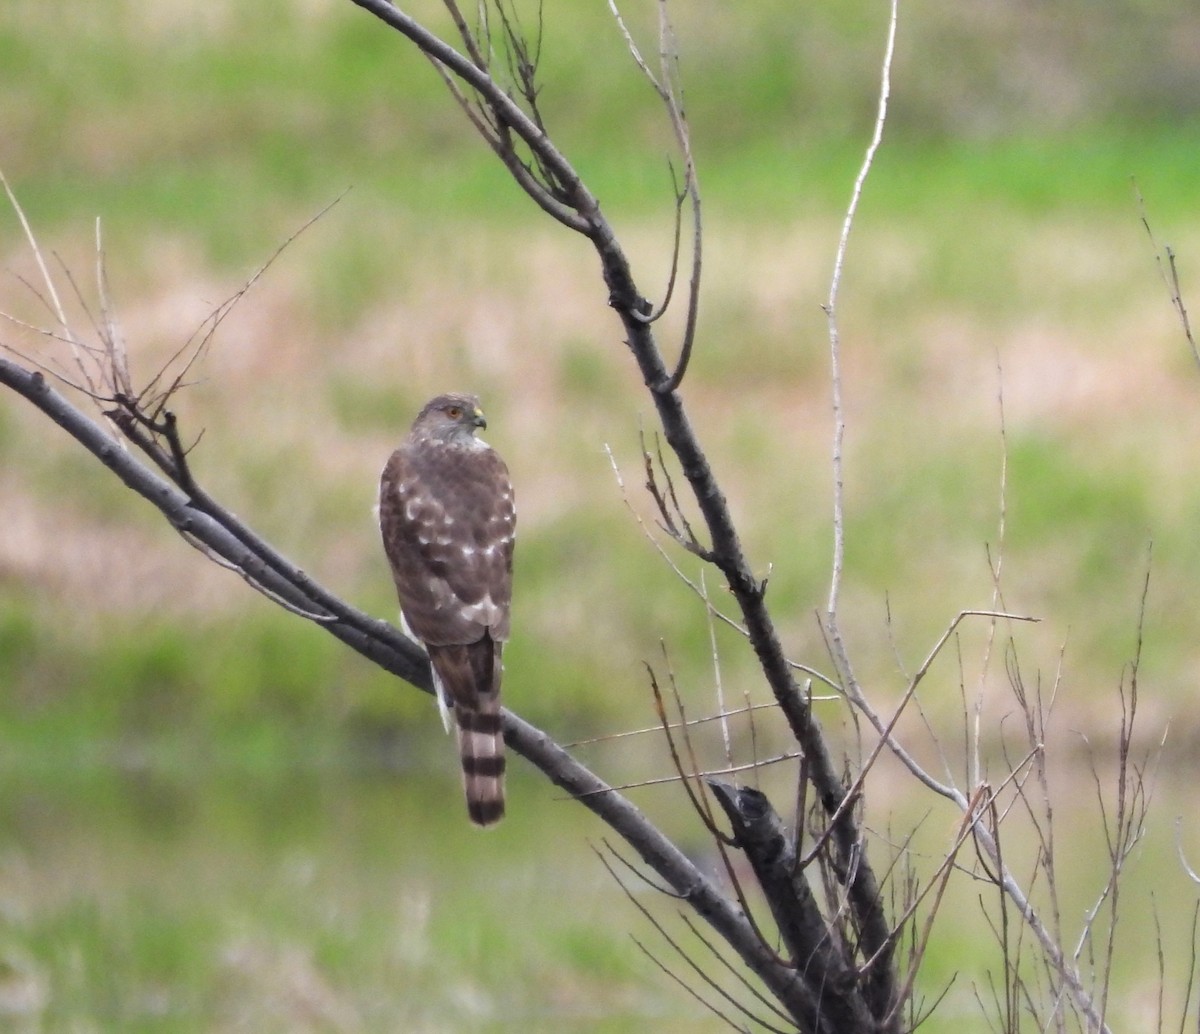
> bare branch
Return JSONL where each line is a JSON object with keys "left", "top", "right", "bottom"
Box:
{"left": 0, "top": 349, "right": 827, "bottom": 1027}
{"left": 348, "top": 0, "right": 592, "bottom": 234}
{"left": 700, "top": 571, "right": 734, "bottom": 772}
{"left": 563, "top": 700, "right": 779, "bottom": 749}
{"left": 647, "top": 2, "right": 702, "bottom": 394}
{"left": 1, "top": 171, "right": 70, "bottom": 336}
{"left": 573, "top": 752, "right": 798, "bottom": 797}
{"left": 1135, "top": 182, "right": 1197, "bottom": 370}
{"left": 822, "top": 0, "right": 898, "bottom": 623}
{"left": 644, "top": 659, "right": 732, "bottom": 846}
{"left": 709, "top": 779, "right": 876, "bottom": 1033}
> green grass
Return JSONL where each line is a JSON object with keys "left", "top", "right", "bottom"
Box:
{"left": 0, "top": 756, "right": 739, "bottom": 1031}
{"left": 4, "top": 0, "right": 1198, "bottom": 261}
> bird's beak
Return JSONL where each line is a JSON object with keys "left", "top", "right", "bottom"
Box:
{"left": 472, "top": 407, "right": 487, "bottom": 430}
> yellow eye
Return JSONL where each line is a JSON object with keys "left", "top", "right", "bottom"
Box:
{"left": 446, "top": 406, "right": 463, "bottom": 419}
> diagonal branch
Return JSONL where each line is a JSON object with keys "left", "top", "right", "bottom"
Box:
{"left": 340, "top": 2, "right": 903, "bottom": 1023}
{"left": 0, "top": 356, "right": 430, "bottom": 687}
{"left": 348, "top": 0, "right": 592, "bottom": 234}
{"left": 0, "top": 350, "right": 823, "bottom": 1029}
{"left": 709, "top": 779, "right": 874, "bottom": 1034}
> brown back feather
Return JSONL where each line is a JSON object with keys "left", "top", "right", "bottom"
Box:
{"left": 379, "top": 395, "right": 514, "bottom": 827}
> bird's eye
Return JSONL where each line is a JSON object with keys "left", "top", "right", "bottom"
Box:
{"left": 446, "top": 406, "right": 463, "bottom": 419}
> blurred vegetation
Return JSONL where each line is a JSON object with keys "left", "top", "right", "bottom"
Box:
{"left": 2, "top": 0, "right": 1200, "bottom": 1029}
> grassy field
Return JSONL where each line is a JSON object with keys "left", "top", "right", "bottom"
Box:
{"left": 3, "top": 0, "right": 1200, "bottom": 1030}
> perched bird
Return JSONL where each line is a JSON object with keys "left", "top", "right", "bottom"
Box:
{"left": 378, "top": 393, "right": 515, "bottom": 826}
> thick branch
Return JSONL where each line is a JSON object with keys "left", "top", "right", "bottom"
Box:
{"left": 343, "top": 0, "right": 898, "bottom": 1015}
{"left": 348, "top": 0, "right": 594, "bottom": 234}
{"left": 709, "top": 780, "right": 880, "bottom": 1034}
{"left": 0, "top": 352, "right": 821, "bottom": 1027}
{"left": 0, "top": 356, "right": 431, "bottom": 686}
{"left": 603, "top": 214, "right": 898, "bottom": 1021}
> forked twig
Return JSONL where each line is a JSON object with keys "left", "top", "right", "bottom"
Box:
{"left": 605, "top": 443, "right": 755, "bottom": 641}
{"left": 641, "top": 428, "right": 712, "bottom": 560}
{"left": 645, "top": 658, "right": 731, "bottom": 846}
{"left": 606, "top": 0, "right": 701, "bottom": 391}
{"left": 644, "top": 657, "right": 798, "bottom": 970}
{"left": 823, "top": 608, "right": 1039, "bottom": 833}
{"left": 141, "top": 193, "right": 346, "bottom": 418}
{"left": 881, "top": 784, "right": 990, "bottom": 1027}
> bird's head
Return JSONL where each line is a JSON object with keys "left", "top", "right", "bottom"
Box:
{"left": 413, "top": 392, "right": 488, "bottom": 443}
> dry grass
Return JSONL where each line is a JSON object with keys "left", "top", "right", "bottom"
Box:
{"left": 5, "top": 207, "right": 1199, "bottom": 683}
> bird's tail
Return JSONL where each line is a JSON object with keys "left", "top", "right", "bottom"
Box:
{"left": 428, "top": 640, "right": 506, "bottom": 826}
{"left": 455, "top": 691, "right": 505, "bottom": 826}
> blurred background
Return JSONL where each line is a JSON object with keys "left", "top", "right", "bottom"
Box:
{"left": 2, "top": 0, "right": 1200, "bottom": 1029}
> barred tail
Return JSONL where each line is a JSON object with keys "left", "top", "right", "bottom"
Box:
{"left": 455, "top": 694, "right": 505, "bottom": 826}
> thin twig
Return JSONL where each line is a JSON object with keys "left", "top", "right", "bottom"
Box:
{"left": 700, "top": 570, "right": 734, "bottom": 772}
{"left": 1175, "top": 818, "right": 1200, "bottom": 885}
{"left": 881, "top": 785, "right": 988, "bottom": 1026}
{"left": 573, "top": 752, "right": 800, "bottom": 797}
{"left": 650, "top": 1, "right": 701, "bottom": 394}
{"left": 974, "top": 351, "right": 1011, "bottom": 790}
{"left": 144, "top": 193, "right": 346, "bottom": 415}
{"left": 597, "top": 838, "right": 683, "bottom": 899}
{"left": 646, "top": 656, "right": 728, "bottom": 842}
{"left": 596, "top": 847, "right": 787, "bottom": 1034}
{"left": 1, "top": 171, "right": 70, "bottom": 332}
{"left": 1135, "top": 181, "right": 1198, "bottom": 371}
{"left": 564, "top": 700, "right": 779, "bottom": 749}
{"left": 605, "top": 0, "right": 663, "bottom": 92}
{"left": 635, "top": 177, "right": 687, "bottom": 325}
{"left": 678, "top": 913, "right": 799, "bottom": 1029}
{"left": 822, "top": 0, "right": 898, "bottom": 621}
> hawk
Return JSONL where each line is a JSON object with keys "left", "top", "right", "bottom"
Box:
{"left": 378, "top": 393, "right": 515, "bottom": 826}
